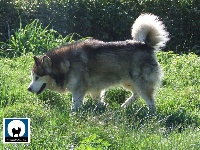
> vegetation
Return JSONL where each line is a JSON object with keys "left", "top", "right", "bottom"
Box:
{"left": 0, "top": 20, "right": 84, "bottom": 57}
{"left": 0, "top": 0, "right": 200, "bottom": 54}
{"left": 0, "top": 18, "right": 200, "bottom": 149}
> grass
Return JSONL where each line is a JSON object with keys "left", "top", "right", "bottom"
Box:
{"left": 0, "top": 20, "right": 200, "bottom": 149}
{"left": 0, "top": 20, "right": 86, "bottom": 58}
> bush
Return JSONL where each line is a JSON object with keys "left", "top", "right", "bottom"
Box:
{"left": 0, "top": 0, "right": 200, "bottom": 54}
{"left": 1, "top": 19, "right": 84, "bottom": 57}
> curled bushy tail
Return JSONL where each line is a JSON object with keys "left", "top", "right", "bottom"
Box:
{"left": 131, "top": 13, "right": 169, "bottom": 50}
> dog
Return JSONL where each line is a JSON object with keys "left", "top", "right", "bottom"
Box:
{"left": 12, "top": 127, "right": 21, "bottom": 137}
{"left": 28, "top": 13, "right": 169, "bottom": 113}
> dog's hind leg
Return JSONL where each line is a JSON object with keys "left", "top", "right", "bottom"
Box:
{"left": 121, "top": 83, "right": 138, "bottom": 108}
{"left": 137, "top": 85, "right": 156, "bottom": 113}
{"left": 121, "top": 93, "right": 138, "bottom": 108}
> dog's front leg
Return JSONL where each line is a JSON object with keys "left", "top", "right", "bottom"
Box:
{"left": 71, "top": 90, "right": 85, "bottom": 112}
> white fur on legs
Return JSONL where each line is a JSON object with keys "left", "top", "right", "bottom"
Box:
{"left": 71, "top": 91, "right": 85, "bottom": 112}
{"left": 99, "top": 90, "right": 106, "bottom": 105}
{"left": 90, "top": 90, "right": 106, "bottom": 106}
{"left": 121, "top": 93, "right": 138, "bottom": 108}
{"left": 141, "top": 94, "right": 156, "bottom": 113}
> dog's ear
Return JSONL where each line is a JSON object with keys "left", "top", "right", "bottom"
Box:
{"left": 33, "top": 56, "right": 40, "bottom": 66}
{"left": 42, "top": 55, "right": 52, "bottom": 68}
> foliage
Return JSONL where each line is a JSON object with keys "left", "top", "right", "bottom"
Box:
{"left": 0, "top": 19, "right": 85, "bottom": 57}
{"left": 0, "top": 0, "right": 200, "bottom": 54}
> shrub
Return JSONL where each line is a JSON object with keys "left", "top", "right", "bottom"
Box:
{"left": 0, "top": 0, "right": 200, "bottom": 54}
{"left": 1, "top": 19, "right": 83, "bottom": 57}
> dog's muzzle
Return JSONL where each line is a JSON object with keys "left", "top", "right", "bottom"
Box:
{"left": 28, "top": 83, "right": 46, "bottom": 95}
{"left": 27, "top": 87, "right": 32, "bottom": 92}
{"left": 36, "top": 83, "right": 46, "bottom": 94}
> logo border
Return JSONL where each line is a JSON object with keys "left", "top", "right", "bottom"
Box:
{"left": 3, "top": 118, "right": 30, "bottom": 144}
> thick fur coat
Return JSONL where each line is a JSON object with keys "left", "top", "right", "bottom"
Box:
{"left": 28, "top": 14, "right": 169, "bottom": 112}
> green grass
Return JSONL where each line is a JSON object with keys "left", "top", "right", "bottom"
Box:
{"left": 0, "top": 19, "right": 86, "bottom": 58}
{"left": 0, "top": 21, "right": 200, "bottom": 149}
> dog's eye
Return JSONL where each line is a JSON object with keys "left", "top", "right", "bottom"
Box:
{"left": 35, "top": 76, "right": 39, "bottom": 80}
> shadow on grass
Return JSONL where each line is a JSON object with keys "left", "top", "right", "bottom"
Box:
{"left": 158, "top": 108, "right": 200, "bottom": 133}
{"left": 124, "top": 104, "right": 200, "bottom": 133}
{"left": 37, "top": 90, "right": 71, "bottom": 112}
{"left": 37, "top": 90, "right": 199, "bottom": 134}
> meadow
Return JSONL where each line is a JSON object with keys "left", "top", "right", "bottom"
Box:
{"left": 0, "top": 21, "right": 200, "bottom": 149}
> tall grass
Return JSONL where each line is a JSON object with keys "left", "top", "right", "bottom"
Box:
{"left": 1, "top": 19, "right": 85, "bottom": 58}
{"left": 0, "top": 20, "right": 200, "bottom": 149}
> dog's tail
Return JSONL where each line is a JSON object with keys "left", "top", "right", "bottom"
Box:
{"left": 131, "top": 13, "right": 169, "bottom": 50}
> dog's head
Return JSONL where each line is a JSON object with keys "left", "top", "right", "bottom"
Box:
{"left": 28, "top": 54, "right": 71, "bottom": 94}
{"left": 28, "top": 55, "right": 53, "bottom": 94}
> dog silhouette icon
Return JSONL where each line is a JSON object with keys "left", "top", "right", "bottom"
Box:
{"left": 12, "top": 127, "right": 21, "bottom": 137}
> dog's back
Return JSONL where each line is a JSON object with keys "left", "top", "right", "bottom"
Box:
{"left": 80, "top": 40, "right": 155, "bottom": 88}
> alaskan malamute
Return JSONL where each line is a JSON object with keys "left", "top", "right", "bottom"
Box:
{"left": 28, "top": 14, "right": 169, "bottom": 112}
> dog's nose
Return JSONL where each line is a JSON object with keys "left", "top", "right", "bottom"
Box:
{"left": 28, "top": 87, "right": 32, "bottom": 92}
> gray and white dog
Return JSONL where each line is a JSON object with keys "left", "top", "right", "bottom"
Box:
{"left": 28, "top": 14, "right": 169, "bottom": 112}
